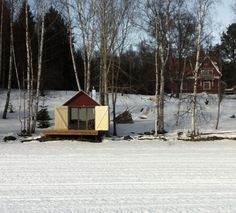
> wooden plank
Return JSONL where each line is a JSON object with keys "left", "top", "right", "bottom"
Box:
{"left": 42, "top": 129, "right": 99, "bottom": 136}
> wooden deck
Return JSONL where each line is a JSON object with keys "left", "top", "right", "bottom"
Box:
{"left": 42, "top": 129, "right": 99, "bottom": 137}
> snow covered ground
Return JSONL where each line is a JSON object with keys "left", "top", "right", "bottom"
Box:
{"left": 1, "top": 90, "right": 236, "bottom": 212}
{"left": 1, "top": 89, "right": 236, "bottom": 138}
{"left": 1, "top": 140, "right": 236, "bottom": 212}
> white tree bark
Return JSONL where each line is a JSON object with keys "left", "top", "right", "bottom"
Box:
{"left": 76, "top": 0, "right": 96, "bottom": 93}
{"left": 12, "top": 35, "right": 23, "bottom": 132}
{"left": 215, "top": 78, "right": 222, "bottom": 129}
{"left": 2, "top": 3, "right": 13, "bottom": 119}
{"left": 32, "top": 0, "right": 46, "bottom": 133}
{"left": 154, "top": 19, "right": 159, "bottom": 136}
{"left": 146, "top": 0, "right": 171, "bottom": 134}
{"left": 175, "top": 57, "right": 186, "bottom": 126}
{"left": 25, "top": 0, "right": 32, "bottom": 135}
{"left": 66, "top": 0, "right": 81, "bottom": 91}
{"left": 0, "top": 0, "right": 4, "bottom": 87}
{"left": 191, "top": 0, "right": 205, "bottom": 136}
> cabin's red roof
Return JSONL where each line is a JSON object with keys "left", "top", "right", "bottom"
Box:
{"left": 63, "top": 91, "right": 100, "bottom": 107}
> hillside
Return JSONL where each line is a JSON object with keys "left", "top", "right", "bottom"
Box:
{"left": 1, "top": 90, "right": 236, "bottom": 141}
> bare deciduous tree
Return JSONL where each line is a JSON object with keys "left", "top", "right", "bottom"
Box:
{"left": 0, "top": 0, "right": 4, "bottom": 88}
{"left": 191, "top": 0, "right": 214, "bottom": 136}
{"left": 65, "top": 0, "right": 81, "bottom": 91}
{"left": 25, "top": 0, "right": 33, "bottom": 135}
{"left": 146, "top": 0, "right": 174, "bottom": 134}
{"left": 2, "top": 0, "right": 14, "bottom": 119}
{"left": 97, "top": 0, "right": 132, "bottom": 106}
{"left": 76, "top": 0, "right": 96, "bottom": 93}
{"left": 110, "top": 0, "right": 135, "bottom": 136}
{"left": 31, "top": 0, "right": 47, "bottom": 133}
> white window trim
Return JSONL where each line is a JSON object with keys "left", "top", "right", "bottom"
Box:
{"left": 203, "top": 81, "right": 211, "bottom": 90}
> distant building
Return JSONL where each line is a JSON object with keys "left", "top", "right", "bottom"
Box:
{"left": 170, "top": 56, "right": 223, "bottom": 94}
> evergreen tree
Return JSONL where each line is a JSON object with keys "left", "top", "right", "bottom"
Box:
{"left": 0, "top": 0, "right": 10, "bottom": 88}
{"left": 13, "top": 1, "right": 37, "bottom": 89}
{"left": 36, "top": 99, "right": 50, "bottom": 128}
{"left": 220, "top": 23, "right": 236, "bottom": 87}
{"left": 42, "top": 7, "right": 77, "bottom": 90}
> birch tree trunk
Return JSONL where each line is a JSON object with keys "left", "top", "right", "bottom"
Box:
{"left": 158, "top": 46, "right": 169, "bottom": 134}
{"left": 66, "top": 0, "right": 81, "bottom": 91}
{"left": 32, "top": 2, "right": 45, "bottom": 133}
{"left": 154, "top": 21, "right": 159, "bottom": 136}
{"left": 158, "top": 0, "right": 171, "bottom": 134}
{"left": 191, "top": 0, "right": 204, "bottom": 136}
{"left": 215, "top": 79, "right": 222, "bottom": 129}
{"left": 176, "top": 57, "right": 186, "bottom": 126}
{"left": 0, "top": 0, "right": 3, "bottom": 87}
{"left": 158, "top": 63, "right": 165, "bottom": 133}
{"left": 100, "top": 0, "right": 108, "bottom": 105}
{"left": 145, "top": 0, "right": 172, "bottom": 134}
{"left": 25, "top": 0, "right": 32, "bottom": 135}
{"left": 76, "top": 0, "right": 96, "bottom": 93}
{"left": 111, "top": 56, "right": 116, "bottom": 136}
{"left": 12, "top": 37, "right": 23, "bottom": 132}
{"left": 2, "top": 5, "right": 13, "bottom": 119}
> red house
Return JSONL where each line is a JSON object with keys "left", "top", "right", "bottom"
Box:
{"left": 170, "top": 57, "right": 223, "bottom": 94}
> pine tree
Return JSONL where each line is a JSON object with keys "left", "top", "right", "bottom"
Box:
{"left": 42, "top": 7, "right": 77, "bottom": 90}
{"left": 36, "top": 98, "right": 50, "bottom": 128}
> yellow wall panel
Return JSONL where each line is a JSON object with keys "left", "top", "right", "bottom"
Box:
{"left": 55, "top": 106, "right": 68, "bottom": 130}
{"left": 95, "top": 106, "right": 109, "bottom": 131}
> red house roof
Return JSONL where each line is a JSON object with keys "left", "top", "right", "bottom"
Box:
{"left": 63, "top": 90, "right": 100, "bottom": 107}
{"left": 175, "top": 56, "right": 222, "bottom": 78}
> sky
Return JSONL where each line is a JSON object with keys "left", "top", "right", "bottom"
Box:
{"left": 212, "top": 0, "right": 235, "bottom": 44}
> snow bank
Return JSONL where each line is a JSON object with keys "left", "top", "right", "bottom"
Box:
{"left": 1, "top": 90, "right": 236, "bottom": 140}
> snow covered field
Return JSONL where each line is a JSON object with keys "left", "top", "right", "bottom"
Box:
{"left": 1, "top": 140, "right": 236, "bottom": 212}
{"left": 1, "top": 90, "right": 236, "bottom": 212}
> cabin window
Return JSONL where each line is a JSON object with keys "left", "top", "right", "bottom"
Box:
{"left": 203, "top": 81, "right": 211, "bottom": 90}
{"left": 201, "top": 70, "right": 213, "bottom": 79}
{"left": 69, "top": 108, "right": 79, "bottom": 129}
{"left": 69, "top": 107, "right": 95, "bottom": 130}
{"left": 71, "top": 108, "right": 78, "bottom": 120}
{"left": 78, "top": 108, "right": 87, "bottom": 130}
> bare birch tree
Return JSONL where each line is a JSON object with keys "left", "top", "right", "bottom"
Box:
{"left": 110, "top": 0, "right": 134, "bottom": 136}
{"left": 25, "top": 0, "right": 33, "bottom": 135}
{"left": 99, "top": 0, "right": 109, "bottom": 105}
{"left": 215, "top": 78, "right": 222, "bottom": 129}
{"left": 172, "top": 1, "right": 196, "bottom": 98}
{"left": 65, "top": 0, "right": 81, "bottom": 91}
{"left": 191, "top": 0, "right": 214, "bottom": 136}
{"left": 12, "top": 34, "right": 23, "bottom": 132}
{"left": 146, "top": 0, "right": 174, "bottom": 134}
{"left": 31, "top": 0, "right": 46, "bottom": 133}
{"left": 75, "top": 0, "right": 96, "bottom": 93}
{"left": 2, "top": 0, "right": 14, "bottom": 119}
{"left": 0, "top": 0, "right": 4, "bottom": 88}
{"left": 96, "top": 0, "right": 132, "bottom": 105}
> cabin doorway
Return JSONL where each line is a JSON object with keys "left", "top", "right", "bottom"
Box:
{"left": 69, "top": 107, "right": 95, "bottom": 130}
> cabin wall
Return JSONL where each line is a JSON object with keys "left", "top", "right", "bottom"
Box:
{"left": 183, "top": 79, "right": 221, "bottom": 93}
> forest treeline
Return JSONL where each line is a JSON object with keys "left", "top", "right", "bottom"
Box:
{"left": 0, "top": 0, "right": 158, "bottom": 94}
{"left": 1, "top": 1, "right": 235, "bottom": 94}
{"left": 0, "top": 0, "right": 236, "bottom": 136}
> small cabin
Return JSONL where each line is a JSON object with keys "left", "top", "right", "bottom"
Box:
{"left": 43, "top": 91, "right": 109, "bottom": 140}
